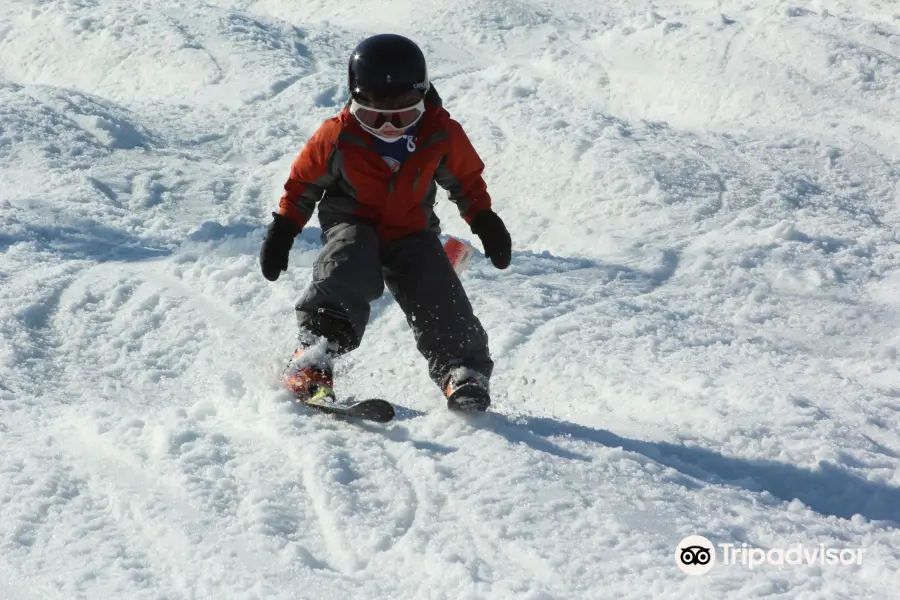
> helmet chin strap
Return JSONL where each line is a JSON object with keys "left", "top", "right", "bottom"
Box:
{"left": 359, "top": 122, "right": 418, "bottom": 151}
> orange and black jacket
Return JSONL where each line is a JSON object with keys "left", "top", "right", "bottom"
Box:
{"left": 277, "top": 95, "right": 492, "bottom": 242}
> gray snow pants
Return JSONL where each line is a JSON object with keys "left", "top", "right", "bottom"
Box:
{"left": 295, "top": 221, "right": 493, "bottom": 387}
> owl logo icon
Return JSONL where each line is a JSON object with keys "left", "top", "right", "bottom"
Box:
{"left": 676, "top": 536, "right": 716, "bottom": 575}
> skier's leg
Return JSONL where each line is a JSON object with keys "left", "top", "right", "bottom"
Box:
{"left": 382, "top": 231, "right": 493, "bottom": 408}
{"left": 295, "top": 221, "right": 385, "bottom": 351}
{"left": 286, "top": 222, "right": 384, "bottom": 399}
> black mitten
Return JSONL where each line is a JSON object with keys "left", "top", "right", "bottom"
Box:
{"left": 260, "top": 212, "right": 301, "bottom": 281}
{"left": 470, "top": 209, "right": 512, "bottom": 270}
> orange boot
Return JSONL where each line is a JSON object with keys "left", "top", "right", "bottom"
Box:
{"left": 283, "top": 346, "right": 335, "bottom": 403}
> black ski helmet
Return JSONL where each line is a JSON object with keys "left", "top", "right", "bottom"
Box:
{"left": 348, "top": 34, "right": 429, "bottom": 104}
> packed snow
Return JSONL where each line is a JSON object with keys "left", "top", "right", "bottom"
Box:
{"left": 2, "top": 0, "right": 900, "bottom": 597}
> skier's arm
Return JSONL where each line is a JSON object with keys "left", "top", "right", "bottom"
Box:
{"left": 277, "top": 120, "right": 340, "bottom": 228}
{"left": 433, "top": 119, "right": 492, "bottom": 224}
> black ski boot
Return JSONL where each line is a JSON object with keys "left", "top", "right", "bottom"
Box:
{"left": 442, "top": 366, "right": 491, "bottom": 412}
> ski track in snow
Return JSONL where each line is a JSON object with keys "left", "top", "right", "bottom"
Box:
{"left": 3, "top": 0, "right": 900, "bottom": 597}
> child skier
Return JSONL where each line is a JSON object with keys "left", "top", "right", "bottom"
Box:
{"left": 259, "top": 33, "right": 511, "bottom": 411}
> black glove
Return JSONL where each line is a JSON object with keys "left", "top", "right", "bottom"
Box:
{"left": 260, "top": 212, "right": 301, "bottom": 281}
{"left": 470, "top": 209, "right": 511, "bottom": 269}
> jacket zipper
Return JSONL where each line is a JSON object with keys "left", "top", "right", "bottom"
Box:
{"left": 361, "top": 130, "right": 438, "bottom": 200}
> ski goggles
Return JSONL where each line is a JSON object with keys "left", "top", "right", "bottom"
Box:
{"left": 350, "top": 98, "right": 425, "bottom": 132}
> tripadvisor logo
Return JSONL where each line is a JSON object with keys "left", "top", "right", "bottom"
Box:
{"left": 676, "top": 535, "right": 716, "bottom": 575}
{"left": 676, "top": 536, "right": 865, "bottom": 575}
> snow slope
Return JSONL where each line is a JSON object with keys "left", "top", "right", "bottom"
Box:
{"left": 2, "top": 0, "right": 900, "bottom": 597}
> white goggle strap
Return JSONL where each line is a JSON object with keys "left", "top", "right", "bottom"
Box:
{"left": 350, "top": 99, "right": 425, "bottom": 115}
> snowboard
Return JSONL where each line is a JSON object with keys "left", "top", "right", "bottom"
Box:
{"left": 296, "top": 390, "right": 395, "bottom": 423}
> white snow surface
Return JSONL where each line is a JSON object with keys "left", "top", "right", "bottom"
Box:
{"left": 2, "top": 0, "right": 900, "bottom": 597}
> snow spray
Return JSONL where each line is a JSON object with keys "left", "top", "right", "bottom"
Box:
{"left": 443, "top": 237, "right": 475, "bottom": 275}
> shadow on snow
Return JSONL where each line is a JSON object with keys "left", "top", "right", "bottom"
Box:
{"left": 292, "top": 397, "right": 900, "bottom": 527}
{"left": 508, "top": 414, "right": 900, "bottom": 526}
{"left": 0, "top": 216, "right": 325, "bottom": 264}
{"left": 0, "top": 219, "right": 171, "bottom": 262}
